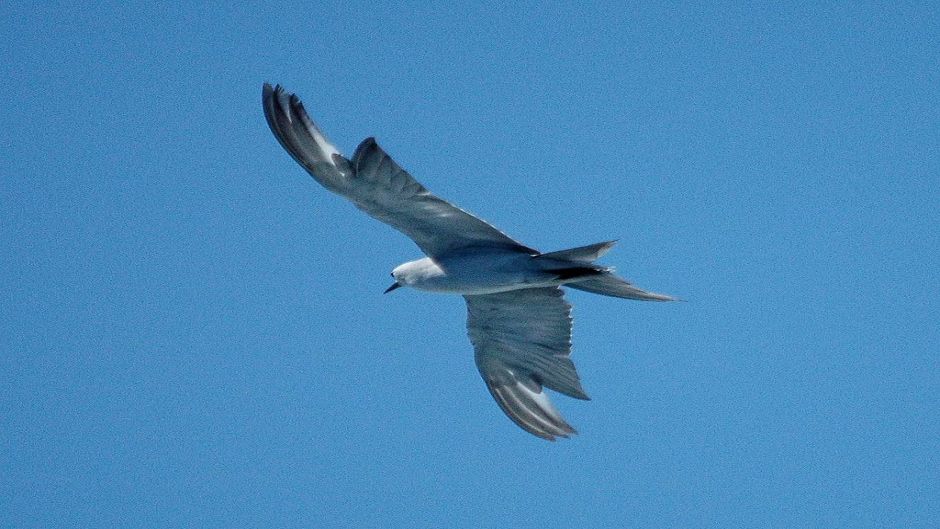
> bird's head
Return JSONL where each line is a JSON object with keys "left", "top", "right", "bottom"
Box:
{"left": 384, "top": 262, "right": 411, "bottom": 293}
{"left": 385, "top": 258, "right": 442, "bottom": 293}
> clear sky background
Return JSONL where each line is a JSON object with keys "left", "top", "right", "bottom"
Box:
{"left": 3, "top": 2, "right": 938, "bottom": 528}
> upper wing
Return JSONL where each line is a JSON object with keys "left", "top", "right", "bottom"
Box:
{"left": 263, "top": 84, "right": 536, "bottom": 258}
{"left": 465, "top": 287, "right": 589, "bottom": 441}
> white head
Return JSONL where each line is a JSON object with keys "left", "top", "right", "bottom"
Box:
{"left": 384, "top": 257, "right": 442, "bottom": 293}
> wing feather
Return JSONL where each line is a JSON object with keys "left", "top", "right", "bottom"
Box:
{"left": 465, "top": 287, "right": 589, "bottom": 440}
{"left": 262, "top": 84, "right": 349, "bottom": 193}
{"left": 262, "top": 84, "right": 536, "bottom": 258}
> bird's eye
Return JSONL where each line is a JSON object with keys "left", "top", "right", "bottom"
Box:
{"left": 390, "top": 272, "right": 394, "bottom": 277}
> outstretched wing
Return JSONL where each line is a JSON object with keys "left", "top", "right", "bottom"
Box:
{"left": 263, "top": 84, "right": 536, "bottom": 258}
{"left": 465, "top": 287, "right": 589, "bottom": 441}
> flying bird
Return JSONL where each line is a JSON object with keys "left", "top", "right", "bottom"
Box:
{"left": 262, "top": 83, "right": 675, "bottom": 440}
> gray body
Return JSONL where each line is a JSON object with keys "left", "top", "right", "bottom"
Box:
{"left": 394, "top": 250, "right": 599, "bottom": 295}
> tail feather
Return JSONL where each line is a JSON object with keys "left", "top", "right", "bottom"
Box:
{"left": 550, "top": 266, "right": 608, "bottom": 281}
{"left": 535, "top": 241, "right": 675, "bottom": 301}
{"left": 566, "top": 273, "right": 675, "bottom": 301}
{"left": 536, "top": 241, "right": 617, "bottom": 262}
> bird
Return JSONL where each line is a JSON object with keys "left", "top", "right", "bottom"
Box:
{"left": 262, "top": 83, "right": 675, "bottom": 440}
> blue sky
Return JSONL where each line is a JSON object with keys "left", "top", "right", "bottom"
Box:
{"left": 2, "top": 1, "right": 938, "bottom": 527}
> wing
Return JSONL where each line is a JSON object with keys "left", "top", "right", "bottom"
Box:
{"left": 263, "top": 84, "right": 536, "bottom": 258}
{"left": 465, "top": 287, "right": 590, "bottom": 441}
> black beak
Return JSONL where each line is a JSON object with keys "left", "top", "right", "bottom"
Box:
{"left": 384, "top": 282, "right": 401, "bottom": 294}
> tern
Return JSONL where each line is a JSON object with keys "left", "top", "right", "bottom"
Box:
{"left": 262, "top": 84, "right": 675, "bottom": 440}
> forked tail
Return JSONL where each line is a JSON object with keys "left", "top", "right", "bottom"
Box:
{"left": 536, "top": 241, "right": 676, "bottom": 301}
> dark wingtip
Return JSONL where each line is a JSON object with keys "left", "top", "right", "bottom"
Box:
{"left": 352, "top": 136, "right": 379, "bottom": 165}
{"left": 262, "top": 82, "right": 273, "bottom": 105}
{"left": 262, "top": 82, "right": 283, "bottom": 100}
{"left": 358, "top": 136, "right": 378, "bottom": 149}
